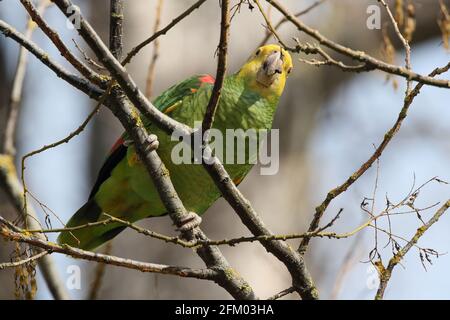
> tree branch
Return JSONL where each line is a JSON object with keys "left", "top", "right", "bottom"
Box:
{"left": 201, "top": 0, "right": 230, "bottom": 137}
{"left": 375, "top": 199, "right": 450, "bottom": 299}
{"left": 0, "top": 5, "right": 71, "bottom": 299}
{"left": 50, "top": 0, "right": 318, "bottom": 300}
{"left": 258, "top": 0, "right": 326, "bottom": 47}
{"left": 108, "top": 88, "right": 257, "bottom": 299}
{"left": 265, "top": 0, "right": 450, "bottom": 89}
{"left": 0, "top": 20, "right": 104, "bottom": 100}
{"left": 145, "top": 0, "right": 164, "bottom": 99}
{"left": 122, "top": 0, "right": 207, "bottom": 66}
{"left": 1, "top": 0, "right": 51, "bottom": 156}
{"left": 19, "top": 0, "right": 106, "bottom": 87}
{"left": 298, "top": 61, "right": 450, "bottom": 255}
{"left": 0, "top": 216, "right": 217, "bottom": 281}
{"left": 0, "top": 251, "right": 48, "bottom": 270}
{"left": 109, "top": 0, "right": 124, "bottom": 60}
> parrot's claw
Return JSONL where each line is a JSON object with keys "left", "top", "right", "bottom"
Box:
{"left": 123, "top": 135, "right": 159, "bottom": 153}
{"left": 123, "top": 139, "right": 133, "bottom": 147}
{"left": 176, "top": 212, "right": 202, "bottom": 232}
{"left": 143, "top": 134, "right": 159, "bottom": 153}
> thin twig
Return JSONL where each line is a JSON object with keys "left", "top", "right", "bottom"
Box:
{"left": 72, "top": 39, "right": 106, "bottom": 71}
{"left": 50, "top": 0, "right": 318, "bottom": 299}
{"left": 109, "top": 0, "right": 124, "bottom": 60}
{"left": 2, "top": 0, "right": 51, "bottom": 156}
{"left": 87, "top": 242, "right": 112, "bottom": 300}
{"left": 0, "top": 251, "right": 48, "bottom": 270}
{"left": 0, "top": 218, "right": 217, "bottom": 280}
{"left": 378, "top": 0, "right": 412, "bottom": 93}
{"left": 258, "top": 0, "right": 326, "bottom": 47}
{"left": 201, "top": 0, "right": 230, "bottom": 137}
{"left": 375, "top": 199, "right": 450, "bottom": 299}
{"left": 254, "top": 0, "right": 288, "bottom": 48}
{"left": 122, "top": 0, "right": 207, "bottom": 66}
{"left": 0, "top": 2, "right": 70, "bottom": 300}
{"left": 294, "top": 38, "right": 372, "bottom": 72}
{"left": 145, "top": 0, "right": 164, "bottom": 99}
{"left": 267, "top": 287, "right": 296, "bottom": 300}
{"left": 265, "top": 0, "right": 450, "bottom": 88}
{"left": 0, "top": 156, "right": 70, "bottom": 300}
{"left": 298, "top": 61, "right": 450, "bottom": 255}
{"left": 20, "top": 84, "right": 112, "bottom": 220}
{"left": 20, "top": 0, "right": 106, "bottom": 87}
{"left": 0, "top": 20, "right": 103, "bottom": 100}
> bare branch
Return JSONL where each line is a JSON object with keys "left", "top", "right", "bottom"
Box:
{"left": 0, "top": 217, "right": 217, "bottom": 280}
{"left": 87, "top": 242, "right": 112, "bottom": 300}
{"left": 0, "top": 251, "right": 48, "bottom": 270}
{"left": 375, "top": 199, "right": 450, "bottom": 299}
{"left": 201, "top": 0, "right": 230, "bottom": 137}
{"left": 108, "top": 88, "right": 256, "bottom": 299}
{"left": 122, "top": 0, "right": 207, "bottom": 66}
{"left": 265, "top": 0, "right": 450, "bottom": 89}
{"left": 378, "top": 0, "right": 412, "bottom": 93}
{"left": 19, "top": 85, "right": 111, "bottom": 219}
{"left": 109, "top": 0, "right": 124, "bottom": 60}
{"left": 2, "top": 0, "right": 51, "bottom": 156}
{"left": 298, "top": 61, "right": 450, "bottom": 255}
{"left": 0, "top": 20, "right": 103, "bottom": 100}
{"left": 267, "top": 287, "right": 295, "bottom": 300}
{"left": 105, "top": 0, "right": 256, "bottom": 300}
{"left": 145, "top": 0, "right": 164, "bottom": 99}
{"left": 258, "top": 0, "right": 326, "bottom": 47}
{"left": 19, "top": 0, "right": 106, "bottom": 87}
{"left": 49, "top": 0, "right": 318, "bottom": 299}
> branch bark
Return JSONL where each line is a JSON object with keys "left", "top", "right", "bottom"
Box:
{"left": 50, "top": 0, "right": 319, "bottom": 300}
{"left": 201, "top": 0, "right": 230, "bottom": 136}
{"left": 0, "top": 157, "right": 69, "bottom": 299}
{"left": 0, "top": 20, "right": 103, "bottom": 100}
{"left": 375, "top": 199, "right": 450, "bottom": 299}
{"left": 107, "top": 0, "right": 256, "bottom": 300}
{"left": 0, "top": 217, "right": 217, "bottom": 281}
{"left": 298, "top": 61, "right": 450, "bottom": 255}
{"left": 0, "top": 4, "right": 70, "bottom": 299}
{"left": 265, "top": 0, "right": 450, "bottom": 89}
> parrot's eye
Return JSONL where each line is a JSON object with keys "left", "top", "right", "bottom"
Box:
{"left": 255, "top": 49, "right": 261, "bottom": 56}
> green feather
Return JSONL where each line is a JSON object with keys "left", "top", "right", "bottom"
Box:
{"left": 58, "top": 74, "right": 279, "bottom": 250}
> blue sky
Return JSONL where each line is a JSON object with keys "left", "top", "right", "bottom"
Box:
{"left": 309, "top": 38, "right": 450, "bottom": 299}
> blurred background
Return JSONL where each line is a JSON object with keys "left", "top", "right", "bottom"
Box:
{"left": 1, "top": 0, "right": 450, "bottom": 299}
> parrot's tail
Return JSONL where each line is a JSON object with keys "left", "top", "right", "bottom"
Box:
{"left": 57, "top": 199, "right": 126, "bottom": 251}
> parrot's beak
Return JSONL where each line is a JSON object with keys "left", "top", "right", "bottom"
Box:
{"left": 257, "top": 50, "right": 284, "bottom": 87}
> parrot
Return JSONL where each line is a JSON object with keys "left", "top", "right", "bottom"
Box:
{"left": 57, "top": 44, "right": 293, "bottom": 250}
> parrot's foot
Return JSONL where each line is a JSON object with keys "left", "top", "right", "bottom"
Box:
{"left": 143, "top": 134, "right": 159, "bottom": 153}
{"left": 176, "top": 212, "right": 202, "bottom": 232}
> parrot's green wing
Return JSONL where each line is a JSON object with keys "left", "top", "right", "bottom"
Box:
{"left": 57, "top": 75, "right": 214, "bottom": 249}
{"left": 88, "top": 74, "right": 215, "bottom": 199}
{"left": 153, "top": 74, "right": 215, "bottom": 113}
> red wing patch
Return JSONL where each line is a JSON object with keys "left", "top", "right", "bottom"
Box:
{"left": 199, "top": 74, "right": 215, "bottom": 84}
{"left": 109, "top": 136, "right": 125, "bottom": 155}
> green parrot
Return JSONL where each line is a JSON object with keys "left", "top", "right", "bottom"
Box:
{"left": 58, "top": 44, "right": 293, "bottom": 250}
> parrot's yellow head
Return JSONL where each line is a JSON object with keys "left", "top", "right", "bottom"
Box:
{"left": 236, "top": 44, "right": 293, "bottom": 98}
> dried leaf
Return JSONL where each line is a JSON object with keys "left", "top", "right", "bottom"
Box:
{"left": 381, "top": 24, "right": 398, "bottom": 90}
{"left": 395, "top": 0, "right": 405, "bottom": 28}
{"left": 403, "top": 2, "right": 416, "bottom": 42}
{"left": 438, "top": 0, "right": 450, "bottom": 50}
